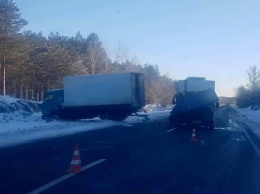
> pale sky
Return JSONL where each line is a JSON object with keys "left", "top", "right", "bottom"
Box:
{"left": 15, "top": 0, "right": 260, "bottom": 97}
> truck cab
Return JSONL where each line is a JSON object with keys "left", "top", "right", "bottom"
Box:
{"left": 169, "top": 77, "right": 219, "bottom": 130}
{"left": 42, "top": 89, "right": 64, "bottom": 119}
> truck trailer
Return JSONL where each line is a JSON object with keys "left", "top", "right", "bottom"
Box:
{"left": 169, "top": 77, "right": 219, "bottom": 129}
{"left": 41, "top": 72, "right": 145, "bottom": 121}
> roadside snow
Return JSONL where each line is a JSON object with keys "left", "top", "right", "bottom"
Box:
{"left": 0, "top": 96, "right": 171, "bottom": 148}
{"left": 232, "top": 107, "right": 260, "bottom": 139}
{"left": 233, "top": 107, "right": 260, "bottom": 124}
{"left": 0, "top": 95, "right": 18, "bottom": 103}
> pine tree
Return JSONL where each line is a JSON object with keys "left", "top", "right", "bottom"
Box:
{"left": 85, "top": 33, "right": 108, "bottom": 74}
{"left": 0, "top": 0, "right": 27, "bottom": 95}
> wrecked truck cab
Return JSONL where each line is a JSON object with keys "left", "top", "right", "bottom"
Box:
{"left": 169, "top": 77, "right": 219, "bottom": 130}
{"left": 41, "top": 89, "right": 64, "bottom": 119}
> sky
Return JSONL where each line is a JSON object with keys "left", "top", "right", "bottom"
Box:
{"left": 14, "top": 0, "right": 260, "bottom": 97}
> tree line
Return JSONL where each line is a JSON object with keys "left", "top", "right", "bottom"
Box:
{"left": 236, "top": 65, "right": 260, "bottom": 108}
{"left": 0, "top": 0, "right": 175, "bottom": 105}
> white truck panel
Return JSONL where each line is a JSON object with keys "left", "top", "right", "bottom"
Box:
{"left": 176, "top": 80, "right": 185, "bottom": 93}
{"left": 177, "top": 78, "right": 215, "bottom": 93}
{"left": 63, "top": 73, "right": 133, "bottom": 107}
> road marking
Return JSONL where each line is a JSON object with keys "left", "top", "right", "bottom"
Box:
{"left": 214, "top": 127, "right": 226, "bottom": 130}
{"left": 166, "top": 128, "right": 177, "bottom": 132}
{"left": 232, "top": 138, "right": 246, "bottom": 141}
{"left": 240, "top": 126, "right": 260, "bottom": 159}
{"left": 28, "top": 159, "right": 106, "bottom": 194}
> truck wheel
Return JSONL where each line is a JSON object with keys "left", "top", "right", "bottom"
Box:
{"left": 53, "top": 115, "right": 60, "bottom": 120}
{"left": 100, "top": 113, "right": 126, "bottom": 121}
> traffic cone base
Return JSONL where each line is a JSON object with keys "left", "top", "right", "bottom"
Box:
{"left": 190, "top": 129, "right": 197, "bottom": 142}
{"left": 67, "top": 144, "right": 82, "bottom": 173}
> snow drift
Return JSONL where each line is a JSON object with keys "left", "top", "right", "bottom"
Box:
{"left": 0, "top": 95, "right": 170, "bottom": 149}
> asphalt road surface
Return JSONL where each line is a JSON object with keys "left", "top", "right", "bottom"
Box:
{"left": 1, "top": 106, "right": 260, "bottom": 194}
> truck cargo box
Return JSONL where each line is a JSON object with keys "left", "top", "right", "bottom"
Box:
{"left": 63, "top": 72, "right": 144, "bottom": 109}
{"left": 177, "top": 77, "right": 215, "bottom": 93}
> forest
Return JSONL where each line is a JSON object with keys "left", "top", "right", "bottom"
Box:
{"left": 0, "top": 0, "right": 175, "bottom": 105}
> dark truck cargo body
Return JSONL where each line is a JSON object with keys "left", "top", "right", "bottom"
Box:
{"left": 169, "top": 77, "right": 219, "bottom": 129}
{"left": 41, "top": 72, "right": 145, "bottom": 121}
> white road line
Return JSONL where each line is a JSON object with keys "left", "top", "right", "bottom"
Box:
{"left": 166, "top": 128, "right": 177, "bottom": 132}
{"left": 240, "top": 127, "right": 260, "bottom": 159}
{"left": 28, "top": 159, "right": 106, "bottom": 194}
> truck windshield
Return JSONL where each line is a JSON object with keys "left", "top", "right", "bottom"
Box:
{"left": 44, "top": 94, "right": 54, "bottom": 101}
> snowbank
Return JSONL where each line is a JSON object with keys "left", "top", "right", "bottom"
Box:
{"left": 0, "top": 95, "right": 40, "bottom": 114}
{"left": 234, "top": 107, "right": 260, "bottom": 124}
{"left": 0, "top": 96, "right": 170, "bottom": 148}
{"left": 143, "top": 104, "right": 173, "bottom": 112}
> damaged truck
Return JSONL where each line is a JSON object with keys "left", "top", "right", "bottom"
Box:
{"left": 169, "top": 77, "right": 219, "bottom": 130}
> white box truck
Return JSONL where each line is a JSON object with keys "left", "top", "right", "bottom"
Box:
{"left": 41, "top": 72, "right": 145, "bottom": 121}
{"left": 169, "top": 77, "right": 219, "bottom": 129}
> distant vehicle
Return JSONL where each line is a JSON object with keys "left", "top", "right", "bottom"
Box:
{"left": 169, "top": 77, "right": 219, "bottom": 129}
{"left": 42, "top": 72, "right": 145, "bottom": 121}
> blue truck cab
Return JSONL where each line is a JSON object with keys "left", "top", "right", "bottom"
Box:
{"left": 42, "top": 89, "right": 64, "bottom": 119}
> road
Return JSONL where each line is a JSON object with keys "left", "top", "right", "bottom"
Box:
{"left": 1, "top": 106, "right": 260, "bottom": 194}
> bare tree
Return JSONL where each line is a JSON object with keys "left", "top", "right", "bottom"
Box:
{"left": 247, "top": 65, "right": 260, "bottom": 99}
{"left": 113, "top": 40, "right": 129, "bottom": 63}
{"left": 247, "top": 65, "right": 260, "bottom": 90}
{"left": 236, "top": 85, "right": 251, "bottom": 108}
{"left": 130, "top": 54, "right": 140, "bottom": 65}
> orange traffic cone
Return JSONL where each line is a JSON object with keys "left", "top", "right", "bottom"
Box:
{"left": 190, "top": 129, "right": 197, "bottom": 142}
{"left": 67, "top": 144, "right": 82, "bottom": 173}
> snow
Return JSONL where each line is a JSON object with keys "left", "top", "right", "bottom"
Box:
{"left": 233, "top": 107, "right": 260, "bottom": 124}
{"left": 233, "top": 106, "right": 260, "bottom": 139}
{"left": 0, "top": 96, "right": 170, "bottom": 149}
{"left": 0, "top": 95, "right": 18, "bottom": 103}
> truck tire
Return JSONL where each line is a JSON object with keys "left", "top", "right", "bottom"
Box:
{"left": 50, "top": 110, "right": 62, "bottom": 120}
{"left": 52, "top": 114, "right": 60, "bottom": 120}
{"left": 100, "top": 113, "right": 127, "bottom": 121}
